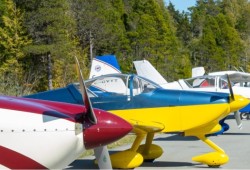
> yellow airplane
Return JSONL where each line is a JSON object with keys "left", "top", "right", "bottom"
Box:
{"left": 25, "top": 62, "right": 249, "bottom": 169}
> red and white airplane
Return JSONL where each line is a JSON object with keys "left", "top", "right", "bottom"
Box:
{"left": 0, "top": 57, "right": 132, "bottom": 169}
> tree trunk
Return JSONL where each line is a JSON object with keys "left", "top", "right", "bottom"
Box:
{"left": 47, "top": 52, "right": 53, "bottom": 90}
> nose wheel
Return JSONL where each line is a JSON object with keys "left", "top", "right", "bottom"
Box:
{"left": 192, "top": 135, "right": 229, "bottom": 167}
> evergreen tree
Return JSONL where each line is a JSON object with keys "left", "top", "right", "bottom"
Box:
{"left": 189, "top": 0, "right": 244, "bottom": 71}
{"left": 17, "top": 0, "right": 81, "bottom": 91}
{"left": 124, "top": 0, "right": 191, "bottom": 80}
{"left": 72, "top": 0, "right": 129, "bottom": 62}
{"left": 0, "top": 0, "right": 32, "bottom": 96}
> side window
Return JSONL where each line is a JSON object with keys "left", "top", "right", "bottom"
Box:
{"left": 219, "top": 79, "right": 228, "bottom": 89}
{"left": 140, "top": 78, "right": 157, "bottom": 93}
{"left": 187, "top": 77, "right": 215, "bottom": 88}
{"left": 132, "top": 77, "right": 141, "bottom": 95}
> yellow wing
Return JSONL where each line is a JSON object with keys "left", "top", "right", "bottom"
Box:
{"left": 128, "top": 119, "right": 165, "bottom": 134}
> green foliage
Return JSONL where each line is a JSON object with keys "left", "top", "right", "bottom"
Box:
{"left": 0, "top": 0, "right": 32, "bottom": 96}
{"left": 17, "top": 0, "right": 82, "bottom": 91}
{"left": 189, "top": 0, "right": 245, "bottom": 72}
{"left": 0, "top": 0, "right": 250, "bottom": 93}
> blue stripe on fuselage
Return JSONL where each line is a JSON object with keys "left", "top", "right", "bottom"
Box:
{"left": 24, "top": 84, "right": 230, "bottom": 111}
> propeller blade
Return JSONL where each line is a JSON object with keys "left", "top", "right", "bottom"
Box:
{"left": 74, "top": 56, "right": 97, "bottom": 124}
{"left": 94, "top": 146, "right": 112, "bottom": 169}
{"left": 226, "top": 74, "right": 243, "bottom": 129}
{"left": 234, "top": 111, "right": 243, "bottom": 129}
{"left": 226, "top": 74, "right": 234, "bottom": 101}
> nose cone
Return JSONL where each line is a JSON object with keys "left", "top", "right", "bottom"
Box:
{"left": 83, "top": 109, "right": 132, "bottom": 149}
{"left": 230, "top": 95, "right": 250, "bottom": 112}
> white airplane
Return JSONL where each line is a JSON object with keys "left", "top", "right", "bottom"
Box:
{"left": 0, "top": 57, "right": 132, "bottom": 169}
{"left": 134, "top": 60, "right": 250, "bottom": 95}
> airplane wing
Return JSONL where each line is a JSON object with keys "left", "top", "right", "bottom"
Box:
{"left": 128, "top": 119, "right": 165, "bottom": 133}
{"left": 209, "top": 71, "right": 250, "bottom": 83}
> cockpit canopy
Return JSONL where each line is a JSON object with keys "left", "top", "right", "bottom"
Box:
{"left": 184, "top": 75, "right": 229, "bottom": 89}
{"left": 84, "top": 74, "right": 160, "bottom": 97}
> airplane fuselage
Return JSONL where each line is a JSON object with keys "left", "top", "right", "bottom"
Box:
{"left": 0, "top": 96, "right": 84, "bottom": 169}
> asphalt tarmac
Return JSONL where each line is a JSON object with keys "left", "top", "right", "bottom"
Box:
{"left": 68, "top": 114, "right": 250, "bottom": 169}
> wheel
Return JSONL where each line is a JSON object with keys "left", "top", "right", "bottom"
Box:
{"left": 240, "top": 112, "right": 248, "bottom": 120}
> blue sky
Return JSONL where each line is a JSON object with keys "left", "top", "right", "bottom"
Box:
{"left": 165, "top": 0, "right": 197, "bottom": 12}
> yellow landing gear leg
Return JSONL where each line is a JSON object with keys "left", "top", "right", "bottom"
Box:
{"left": 192, "top": 135, "right": 229, "bottom": 167}
{"left": 137, "top": 132, "right": 163, "bottom": 162}
{"left": 109, "top": 133, "right": 145, "bottom": 169}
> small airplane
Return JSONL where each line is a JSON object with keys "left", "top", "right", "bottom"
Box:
{"left": 0, "top": 56, "right": 132, "bottom": 169}
{"left": 133, "top": 60, "right": 250, "bottom": 132}
{"left": 25, "top": 67, "right": 249, "bottom": 168}
{"left": 87, "top": 56, "right": 250, "bottom": 132}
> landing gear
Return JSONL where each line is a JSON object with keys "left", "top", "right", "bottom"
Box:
{"left": 136, "top": 132, "right": 163, "bottom": 162}
{"left": 110, "top": 133, "right": 145, "bottom": 169}
{"left": 109, "top": 132, "right": 163, "bottom": 169}
{"left": 192, "top": 135, "right": 229, "bottom": 167}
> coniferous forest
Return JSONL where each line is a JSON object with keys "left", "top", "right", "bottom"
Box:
{"left": 0, "top": 0, "right": 250, "bottom": 96}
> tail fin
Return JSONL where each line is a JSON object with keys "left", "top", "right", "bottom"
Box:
{"left": 192, "top": 67, "right": 205, "bottom": 77}
{"left": 89, "top": 55, "right": 121, "bottom": 78}
{"left": 133, "top": 60, "right": 168, "bottom": 84}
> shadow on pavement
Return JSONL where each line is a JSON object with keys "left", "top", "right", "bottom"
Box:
{"left": 66, "top": 159, "right": 98, "bottom": 169}
{"left": 140, "top": 161, "right": 200, "bottom": 168}
{"left": 155, "top": 135, "right": 199, "bottom": 141}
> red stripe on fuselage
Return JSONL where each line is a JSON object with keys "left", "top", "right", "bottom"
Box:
{"left": 0, "top": 96, "right": 85, "bottom": 122}
{"left": 0, "top": 146, "right": 47, "bottom": 169}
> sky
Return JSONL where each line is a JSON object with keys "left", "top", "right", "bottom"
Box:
{"left": 165, "top": 0, "right": 197, "bottom": 12}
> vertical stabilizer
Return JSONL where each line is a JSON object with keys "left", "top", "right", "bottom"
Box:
{"left": 192, "top": 67, "right": 205, "bottom": 77}
{"left": 133, "top": 60, "right": 168, "bottom": 84}
{"left": 89, "top": 55, "right": 121, "bottom": 78}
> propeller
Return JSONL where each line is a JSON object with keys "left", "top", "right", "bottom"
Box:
{"left": 226, "top": 74, "right": 242, "bottom": 129}
{"left": 74, "top": 56, "right": 112, "bottom": 169}
{"left": 74, "top": 56, "right": 97, "bottom": 124}
{"left": 226, "top": 74, "right": 234, "bottom": 101}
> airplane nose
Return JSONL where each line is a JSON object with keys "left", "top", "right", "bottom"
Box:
{"left": 230, "top": 95, "right": 250, "bottom": 112}
{"left": 83, "top": 109, "right": 132, "bottom": 149}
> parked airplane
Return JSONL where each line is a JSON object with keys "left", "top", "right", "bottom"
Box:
{"left": 87, "top": 56, "right": 249, "bottom": 132}
{"left": 25, "top": 73, "right": 249, "bottom": 168}
{"left": 133, "top": 60, "right": 250, "bottom": 131}
{"left": 0, "top": 57, "right": 132, "bottom": 169}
